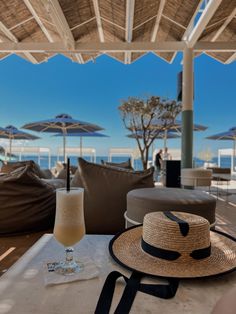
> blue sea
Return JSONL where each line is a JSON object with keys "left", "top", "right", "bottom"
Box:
{"left": 8, "top": 155, "right": 233, "bottom": 170}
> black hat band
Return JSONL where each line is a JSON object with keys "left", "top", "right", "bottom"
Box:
{"left": 141, "top": 238, "right": 211, "bottom": 261}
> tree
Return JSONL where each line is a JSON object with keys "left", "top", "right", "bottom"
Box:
{"left": 118, "top": 96, "right": 182, "bottom": 170}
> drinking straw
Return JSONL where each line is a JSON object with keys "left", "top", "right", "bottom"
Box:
{"left": 67, "top": 157, "right": 70, "bottom": 192}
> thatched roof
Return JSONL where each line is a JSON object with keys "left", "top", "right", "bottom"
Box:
{"left": 0, "top": 0, "right": 235, "bottom": 64}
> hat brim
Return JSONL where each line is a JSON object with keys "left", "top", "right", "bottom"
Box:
{"left": 109, "top": 226, "right": 236, "bottom": 279}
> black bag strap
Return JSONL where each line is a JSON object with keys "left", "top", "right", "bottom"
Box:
{"left": 95, "top": 270, "right": 179, "bottom": 314}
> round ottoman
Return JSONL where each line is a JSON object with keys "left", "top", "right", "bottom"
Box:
{"left": 125, "top": 187, "right": 216, "bottom": 228}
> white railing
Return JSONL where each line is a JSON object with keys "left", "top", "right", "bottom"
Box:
{"left": 57, "top": 147, "right": 96, "bottom": 163}
{"left": 6, "top": 146, "right": 51, "bottom": 168}
{"left": 218, "top": 148, "right": 236, "bottom": 174}
{"left": 108, "top": 148, "right": 137, "bottom": 166}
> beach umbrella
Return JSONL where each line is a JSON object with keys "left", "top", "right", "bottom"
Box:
{"left": 206, "top": 127, "right": 236, "bottom": 170}
{"left": 129, "top": 120, "right": 206, "bottom": 149}
{"left": 127, "top": 130, "right": 180, "bottom": 157}
{"left": 147, "top": 119, "right": 207, "bottom": 148}
{"left": 22, "top": 114, "right": 104, "bottom": 162}
{"left": 53, "top": 131, "right": 109, "bottom": 157}
{"left": 127, "top": 130, "right": 180, "bottom": 140}
{"left": 0, "top": 125, "right": 40, "bottom": 159}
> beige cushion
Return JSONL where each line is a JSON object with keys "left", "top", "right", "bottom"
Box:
{"left": 42, "top": 178, "right": 66, "bottom": 189}
{"left": 0, "top": 166, "right": 56, "bottom": 235}
{"left": 40, "top": 169, "right": 53, "bottom": 179}
{"left": 57, "top": 168, "right": 67, "bottom": 179}
{"left": 71, "top": 169, "right": 83, "bottom": 187}
{"left": 55, "top": 161, "right": 65, "bottom": 173}
{"left": 1, "top": 160, "right": 50, "bottom": 179}
{"left": 70, "top": 165, "right": 78, "bottom": 174}
{"left": 77, "top": 158, "right": 154, "bottom": 234}
{"left": 56, "top": 165, "right": 78, "bottom": 179}
{"left": 181, "top": 168, "right": 212, "bottom": 186}
{"left": 101, "top": 158, "right": 134, "bottom": 170}
{"left": 126, "top": 187, "right": 216, "bottom": 226}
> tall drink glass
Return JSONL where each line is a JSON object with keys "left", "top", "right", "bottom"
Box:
{"left": 53, "top": 187, "right": 85, "bottom": 275}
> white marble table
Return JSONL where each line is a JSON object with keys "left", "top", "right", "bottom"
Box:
{"left": 0, "top": 234, "right": 236, "bottom": 314}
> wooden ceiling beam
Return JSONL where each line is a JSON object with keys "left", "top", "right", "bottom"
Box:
{"left": 171, "top": 0, "right": 204, "bottom": 64}
{"left": 23, "top": 0, "right": 54, "bottom": 42}
{"left": 0, "top": 21, "right": 38, "bottom": 64}
{"left": 225, "top": 52, "right": 236, "bottom": 64}
{"left": 101, "top": 17, "right": 125, "bottom": 31}
{"left": 44, "top": 0, "right": 84, "bottom": 63}
{"left": 182, "top": 1, "right": 204, "bottom": 41}
{"left": 0, "top": 41, "right": 234, "bottom": 53}
{"left": 92, "top": 0, "right": 105, "bottom": 42}
{"left": 9, "top": 16, "right": 34, "bottom": 31}
{"left": 74, "top": 54, "right": 85, "bottom": 64}
{"left": 44, "top": 0, "right": 74, "bottom": 48}
{"left": 211, "top": 7, "right": 236, "bottom": 41}
{"left": 125, "top": 0, "right": 135, "bottom": 64}
{"left": 151, "top": 0, "right": 166, "bottom": 42}
{"left": 71, "top": 17, "right": 96, "bottom": 31}
{"left": 187, "top": 0, "right": 222, "bottom": 48}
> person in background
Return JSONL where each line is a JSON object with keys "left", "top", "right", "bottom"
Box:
{"left": 163, "top": 147, "right": 172, "bottom": 160}
{"left": 155, "top": 149, "right": 163, "bottom": 181}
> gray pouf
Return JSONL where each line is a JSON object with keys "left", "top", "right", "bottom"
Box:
{"left": 126, "top": 187, "right": 216, "bottom": 227}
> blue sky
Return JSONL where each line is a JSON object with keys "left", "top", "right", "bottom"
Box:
{"left": 0, "top": 52, "right": 235, "bottom": 157}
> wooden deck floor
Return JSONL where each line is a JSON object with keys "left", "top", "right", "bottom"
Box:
{"left": 0, "top": 194, "right": 235, "bottom": 277}
{"left": 0, "top": 229, "right": 52, "bottom": 276}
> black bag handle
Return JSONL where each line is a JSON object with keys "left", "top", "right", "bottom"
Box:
{"left": 95, "top": 270, "right": 179, "bottom": 314}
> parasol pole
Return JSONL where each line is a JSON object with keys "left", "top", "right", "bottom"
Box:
{"left": 163, "top": 129, "right": 167, "bottom": 149}
{"left": 9, "top": 137, "right": 12, "bottom": 161}
{"left": 63, "top": 130, "right": 66, "bottom": 162}
{"left": 233, "top": 138, "right": 236, "bottom": 173}
{"left": 80, "top": 137, "right": 83, "bottom": 157}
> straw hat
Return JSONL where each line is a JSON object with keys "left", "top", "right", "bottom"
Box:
{"left": 109, "top": 211, "right": 236, "bottom": 278}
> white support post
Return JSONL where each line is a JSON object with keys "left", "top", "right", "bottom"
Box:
{"left": 183, "top": 47, "right": 194, "bottom": 110}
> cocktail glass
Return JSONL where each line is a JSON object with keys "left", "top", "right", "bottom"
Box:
{"left": 53, "top": 187, "right": 85, "bottom": 275}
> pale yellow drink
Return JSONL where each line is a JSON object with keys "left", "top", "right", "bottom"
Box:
{"left": 54, "top": 188, "right": 85, "bottom": 247}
